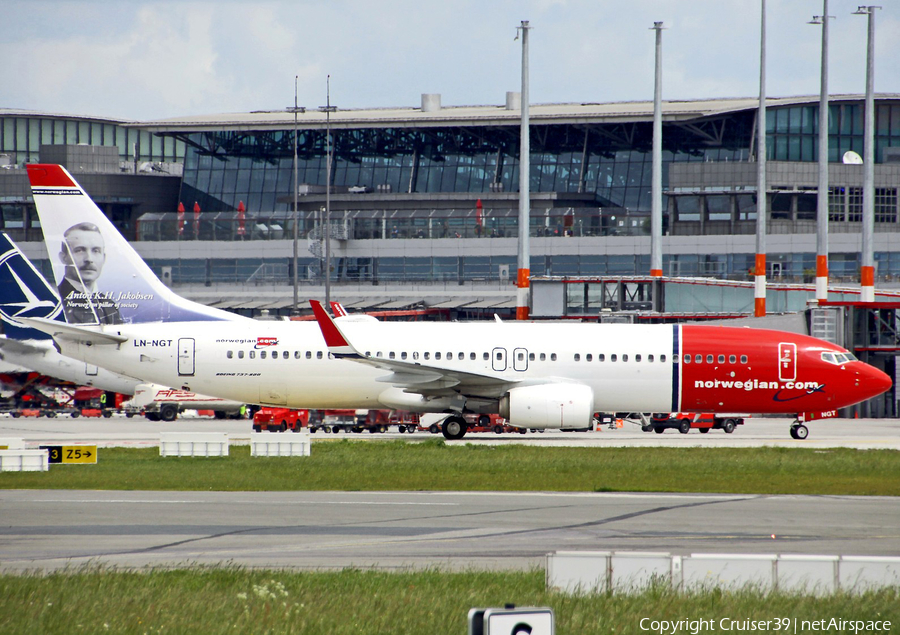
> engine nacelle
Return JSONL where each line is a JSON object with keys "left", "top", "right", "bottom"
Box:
{"left": 499, "top": 383, "right": 594, "bottom": 429}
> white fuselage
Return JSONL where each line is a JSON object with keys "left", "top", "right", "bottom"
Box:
{"left": 56, "top": 320, "right": 677, "bottom": 414}
{"left": 0, "top": 337, "right": 141, "bottom": 395}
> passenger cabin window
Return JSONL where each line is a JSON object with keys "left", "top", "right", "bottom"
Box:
{"left": 741, "top": 355, "right": 748, "bottom": 364}
{"left": 611, "top": 354, "right": 617, "bottom": 362}
{"left": 237, "top": 350, "right": 244, "bottom": 359}
{"left": 249, "top": 351, "right": 256, "bottom": 359}
{"left": 436, "top": 352, "right": 442, "bottom": 360}
{"left": 648, "top": 354, "right": 654, "bottom": 362}
{"left": 586, "top": 354, "right": 592, "bottom": 362}
{"left": 684, "top": 355, "right": 691, "bottom": 364}
{"left": 283, "top": 351, "right": 289, "bottom": 359}
{"left": 317, "top": 351, "right": 323, "bottom": 359}
{"left": 483, "top": 352, "right": 489, "bottom": 361}
{"left": 294, "top": 351, "right": 301, "bottom": 359}
{"left": 635, "top": 354, "right": 641, "bottom": 362}
{"left": 550, "top": 353, "right": 557, "bottom": 361}
{"left": 718, "top": 355, "right": 725, "bottom": 363}
{"left": 540, "top": 353, "right": 546, "bottom": 361}
{"left": 425, "top": 352, "right": 430, "bottom": 360}
{"left": 227, "top": 351, "right": 233, "bottom": 359}
{"left": 660, "top": 354, "right": 667, "bottom": 363}
{"left": 574, "top": 354, "right": 581, "bottom": 362}
{"left": 729, "top": 355, "right": 736, "bottom": 363}
{"left": 622, "top": 354, "right": 628, "bottom": 362}
{"left": 598, "top": 354, "right": 605, "bottom": 362}
{"left": 706, "top": 354, "right": 713, "bottom": 364}
{"left": 260, "top": 351, "right": 267, "bottom": 359}
{"left": 695, "top": 354, "right": 702, "bottom": 363}
{"left": 306, "top": 351, "right": 312, "bottom": 359}
{"left": 470, "top": 353, "right": 476, "bottom": 360}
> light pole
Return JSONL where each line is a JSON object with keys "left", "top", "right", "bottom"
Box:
{"left": 854, "top": 5, "right": 880, "bottom": 303}
{"left": 319, "top": 76, "right": 337, "bottom": 307}
{"left": 754, "top": 0, "right": 768, "bottom": 317}
{"left": 809, "top": 3, "right": 833, "bottom": 304}
{"left": 650, "top": 21, "right": 665, "bottom": 279}
{"left": 288, "top": 76, "right": 306, "bottom": 315}
{"left": 516, "top": 20, "right": 531, "bottom": 321}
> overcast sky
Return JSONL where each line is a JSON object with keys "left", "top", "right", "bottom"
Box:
{"left": 4, "top": 1, "right": 899, "bottom": 122}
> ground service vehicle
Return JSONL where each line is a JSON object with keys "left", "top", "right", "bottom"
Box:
{"left": 252, "top": 407, "right": 309, "bottom": 432}
{"left": 646, "top": 412, "right": 745, "bottom": 434}
{"left": 124, "top": 384, "right": 246, "bottom": 422}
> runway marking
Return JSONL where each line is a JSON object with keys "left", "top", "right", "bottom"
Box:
{"left": 30, "top": 498, "right": 459, "bottom": 506}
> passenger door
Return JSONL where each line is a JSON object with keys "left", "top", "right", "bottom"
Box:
{"left": 178, "top": 338, "right": 195, "bottom": 376}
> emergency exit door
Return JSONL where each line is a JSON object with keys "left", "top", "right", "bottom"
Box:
{"left": 778, "top": 342, "right": 797, "bottom": 382}
{"left": 178, "top": 338, "right": 195, "bottom": 376}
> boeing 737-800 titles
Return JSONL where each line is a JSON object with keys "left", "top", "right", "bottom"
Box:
{"left": 19, "top": 164, "right": 892, "bottom": 439}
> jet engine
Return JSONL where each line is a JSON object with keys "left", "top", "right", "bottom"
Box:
{"left": 499, "top": 383, "right": 594, "bottom": 429}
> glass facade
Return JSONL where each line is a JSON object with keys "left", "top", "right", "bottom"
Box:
{"left": 765, "top": 102, "right": 900, "bottom": 163}
{"left": 0, "top": 114, "right": 185, "bottom": 166}
{"left": 178, "top": 114, "right": 755, "bottom": 215}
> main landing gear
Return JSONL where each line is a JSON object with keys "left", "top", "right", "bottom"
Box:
{"left": 441, "top": 415, "right": 468, "bottom": 441}
{"left": 789, "top": 420, "right": 809, "bottom": 440}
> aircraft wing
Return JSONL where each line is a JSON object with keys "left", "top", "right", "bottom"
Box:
{"left": 0, "top": 337, "right": 53, "bottom": 357}
{"left": 310, "top": 300, "right": 517, "bottom": 397}
{"left": 17, "top": 317, "right": 128, "bottom": 346}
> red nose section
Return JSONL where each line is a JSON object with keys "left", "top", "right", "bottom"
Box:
{"left": 861, "top": 363, "right": 893, "bottom": 402}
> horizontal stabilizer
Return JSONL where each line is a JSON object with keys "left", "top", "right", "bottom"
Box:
{"left": 18, "top": 316, "right": 128, "bottom": 346}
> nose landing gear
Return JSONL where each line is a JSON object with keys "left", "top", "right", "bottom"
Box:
{"left": 789, "top": 420, "right": 809, "bottom": 440}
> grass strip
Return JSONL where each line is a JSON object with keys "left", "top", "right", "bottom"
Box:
{"left": 1, "top": 441, "right": 899, "bottom": 495}
{"left": 1, "top": 567, "right": 897, "bottom": 635}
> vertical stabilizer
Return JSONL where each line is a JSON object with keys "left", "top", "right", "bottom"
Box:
{"left": 26, "top": 164, "right": 243, "bottom": 324}
{"left": 0, "top": 233, "right": 63, "bottom": 339}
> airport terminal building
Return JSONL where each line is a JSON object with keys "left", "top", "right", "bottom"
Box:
{"left": 2, "top": 96, "right": 900, "bottom": 416}
{"left": 2, "top": 94, "right": 900, "bottom": 306}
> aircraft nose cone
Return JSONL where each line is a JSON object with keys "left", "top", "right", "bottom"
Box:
{"left": 860, "top": 363, "right": 892, "bottom": 400}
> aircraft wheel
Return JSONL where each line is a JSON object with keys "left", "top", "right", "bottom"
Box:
{"left": 792, "top": 423, "right": 809, "bottom": 440}
{"left": 654, "top": 427, "right": 665, "bottom": 434}
{"left": 641, "top": 425, "right": 653, "bottom": 432}
{"left": 442, "top": 416, "right": 467, "bottom": 441}
{"left": 698, "top": 427, "right": 710, "bottom": 434}
{"left": 678, "top": 420, "right": 691, "bottom": 434}
{"left": 723, "top": 420, "right": 736, "bottom": 434}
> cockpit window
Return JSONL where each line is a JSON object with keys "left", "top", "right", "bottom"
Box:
{"left": 822, "top": 351, "right": 857, "bottom": 365}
